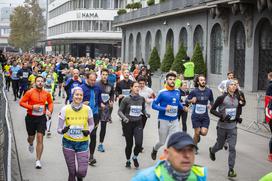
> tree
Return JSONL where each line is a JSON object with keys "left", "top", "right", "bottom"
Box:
{"left": 171, "top": 43, "right": 187, "bottom": 74}
{"left": 9, "top": 0, "right": 45, "bottom": 52}
{"left": 148, "top": 47, "right": 161, "bottom": 72}
{"left": 191, "top": 43, "right": 207, "bottom": 76}
{"left": 160, "top": 44, "right": 174, "bottom": 72}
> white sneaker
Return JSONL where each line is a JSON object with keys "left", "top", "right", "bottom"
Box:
{"left": 35, "top": 160, "right": 42, "bottom": 169}
{"left": 28, "top": 144, "right": 34, "bottom": 153}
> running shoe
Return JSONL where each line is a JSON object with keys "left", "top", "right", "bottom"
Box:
{"left": 209, "top": 147, "right": 216, "bottom": 161}
{"left": 151, "top": 148, "right": 157, "bottom": 160}
{"left": 132, "top": 158, "right": 139, "bottom": 168}
{"left": 97, "top": 144, "right": 105, "bottom": 152}
{"left": 28, "top": 144, "right": 34, "bottom": 153}
{"left": 125, "top": 161, "right": 131, "bottom": 168}
{"left": 224, "top": 142, "right": 228, "bottom": 150}
{"left": 35, "top": 160, "right": 42, "bottom": 169}
{"left": 268, "top": 154, "right": 272, "bottom": 162}
{"left": 46, "top": 131, "right": 51, "bottom": 138}
{"left": 77, "top": 177, "right": 83, "bottom": 181}
{"left": 228, "top": 169, "right": 237, "bottom": 177}
{"left": 89, "top": 158, "right": 97, "bottom": 166}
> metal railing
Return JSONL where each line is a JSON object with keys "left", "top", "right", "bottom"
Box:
{"left": 0, "top": 72, "right": 11, "bottom": 181}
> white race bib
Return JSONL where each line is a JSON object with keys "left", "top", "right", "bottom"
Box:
{"left": 22, "top": 72, "right": 29, "bottom": 78}
{"left": 225, "top": 108, "right": 237, "bottom": 120}
{"left": 165, "top": 106, "right": 178, "bottom": 117}
{"left": 68, "top": 125, "right": 84, "bottom": 139}
{"left": 129, "top": 105, "right": 142, "bottom": 117}
{"left": 195, "top": 104, "right": 206, "bottom": 114}
{"left": 101, "top": 93, "right": 110, "bottom": 102}
{"left": 32, "top": 105, "right": 44, "bottom": 116}
{"left": 122, "top": 89, "right": 130, "bottom": 97}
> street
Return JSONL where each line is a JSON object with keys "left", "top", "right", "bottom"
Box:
{"left": 8, "top": 83, "right": 272, "bottom": 181}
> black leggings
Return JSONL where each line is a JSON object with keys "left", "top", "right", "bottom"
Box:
{"left": 89, "top": 115, "right": 99, "bottom": 158}
{"left": 178, "top": 110, "right": 188, "bottom": 132}
{"left": 269, "top": 121, "right": 272, "bottom": 154}
{"left": 99, "top": 121, "right": 107, "bottom": 143}
{"left": 5, "top": 76, "right": 11, "bottom": 90}
{"left": 11, "top": 79, "right": 19, "bottom": 98}
{"left": 123, "top": 121, "right": 143, "bottom": 160}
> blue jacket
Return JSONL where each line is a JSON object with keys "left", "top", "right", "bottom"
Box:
{"left": 80, "top": 82, "right": 101, "bottom": 115}
{"left": 152, "top": 89, "right": 183, "bottom": 121}
{"left": 131, "top": 161, "right": 207, "bottom": 181}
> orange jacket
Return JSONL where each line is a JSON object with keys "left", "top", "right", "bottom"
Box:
{"left": 20, "top": 88, "right": 53, "bottom": 116}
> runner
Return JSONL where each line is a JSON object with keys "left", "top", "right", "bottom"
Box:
{"left": 118, "top": 81, "right": 148, "bottom": 168}
{"left": 17, "top": 62, "right": 32, "bottom": 97}
{"left": 57, "top": 87, "right": 94, "bottom": 181}
{"left": 3, "top": 60, "right": 11, "bottom": 91}
{"left": 209, "top": 80, "right": 239, "bottom": 178}
{"left": 19, "top": 75, "right": 53, "bottom": 169}
{"left": 177, "top": 80, "right": 189, "bottom": 132}
{"left": 151, "top": 72, "right": 186, "bottom": 160}
{"left": 81, "top": 72, "right": 102, "bottom": 166}
{"left": 96, "top": 69, "right": 114, "bottom": 152}
{"left": 217, "top": 72, "right": 234, "bottom": 94}
{"left": 10, "top": 60, "right": 21, "bottom": 101}
{"left": 64, "top": 69, "right": 83, "bottom": 104}
{"left": 187, "top": 75, "right": 214, "bottom": 154}
{"left": 265, "top": 72, "right": 272, "bottom": 162}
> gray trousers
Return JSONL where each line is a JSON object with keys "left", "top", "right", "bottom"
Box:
{"left": 154, "top": 119, "right": 180, "bottom": 151}
{"left": 211, "top": 127, "right": 237, "bottom": 169}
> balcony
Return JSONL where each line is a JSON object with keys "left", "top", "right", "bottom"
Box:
{"left": 113, "top": 0, "right": 245, "bottom": 26}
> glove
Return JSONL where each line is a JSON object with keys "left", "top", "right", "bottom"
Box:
{"left": 145, "top": 113, "right": 151, "bottom": 118}
{"left": 123, "top": 117, "right": 129, "bottom": 123}
{"left": 82, "top": 130, "right": 90, "bottom": 137}
{"left": 61, "top": 126, "right": 70, "bottom": 134}
{"left": 223, "top": 115, "right": 231, "bottom": 122}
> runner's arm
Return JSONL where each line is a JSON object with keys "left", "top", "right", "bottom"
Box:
{"left": 152, "top": 93, "right": 166, "bottom": 111}
{"left": 210, "top": 96, "right": 224, "bottom": 118}
{"left": 19, "top": 91, "right": 32, "bottom": 110}
{"left": 87, "top": 107, "right": 94, "bottom": 133}
{"left": 57, "top": 107, "right": 66, "bottom": 134}
{"left": 118, "top": 98, "right": 128, "bottom": 120}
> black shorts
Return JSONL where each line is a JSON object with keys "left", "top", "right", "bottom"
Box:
{"left": 25, "top": 114, "right": 47, "bottom": 136}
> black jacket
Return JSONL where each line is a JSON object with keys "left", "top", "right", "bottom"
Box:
{"left": 266, "top": 81, "right": 272, "bottom": 96}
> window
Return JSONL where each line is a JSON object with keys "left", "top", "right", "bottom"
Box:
{"left": 100, "top": 21, "right": 109, "bottom": 32}
{"left": 93, "top": 20, "right": 99, "bottom": 31}
{"left": 101, "top": 0, "right": 110, "bottom": 9}
{"left": 94, "top": 0, "right": 100, "bottom": 8}
{"left": 210, "top": 24, "right": 223, "bottom": 74}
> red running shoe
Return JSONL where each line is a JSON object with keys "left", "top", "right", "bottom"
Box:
{"left": 268, "top": 154, "right": 272, "bottom": 162}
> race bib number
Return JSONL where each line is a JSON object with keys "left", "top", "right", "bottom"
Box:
{"left": 195, "top": 104, "right": 206, "bottom": 114}
{"left": 22, "top": 72, "right": 29, "bottom": 78}
{"left": 122, "top": 89, "right": 130, "bottom": 97}
{"left": 225, "top": 108, "right": 237, "bottom": 120}
{"left": 101, "top": 93, "right": 110, "bottom": 102}
{"left": 129, "top": 105, "right": 142, "bottom": 117}
{"left": 165, "top": 106, "right": 178, "bottom": 117}
{"left": 12, "top": 71, "right": 18, "bottom": 78}
{"left": 68, "top": 125, "right": 84, "bottom": 139}
{"left": 32, "top": 105, "right": 44, "bottom": 116}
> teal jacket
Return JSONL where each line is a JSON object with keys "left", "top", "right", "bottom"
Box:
{"left": 131, "top": 161, "right": 207, "bottom": 181}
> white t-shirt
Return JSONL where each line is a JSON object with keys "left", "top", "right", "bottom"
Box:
{"left": 139, "top": 86, "right": 155, "bottom": 112}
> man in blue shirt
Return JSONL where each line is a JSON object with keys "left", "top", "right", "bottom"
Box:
{"left": 81, "top": 72, "right": 102, "bottom": 166}
{"left": 187, "top": 75, "right": 214, "bottom": 154}
{"left": 10, "top": 60, "right": 21, "bottom": 101}
{"left": 151, "top": 72, "right": 186, "bottom": 160}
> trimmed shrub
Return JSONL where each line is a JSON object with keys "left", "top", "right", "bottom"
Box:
{"left": 171, "top": 43, "right": 187, "bottom": 74}
{"left": 126, "top": 4, "right": 132, "bottom": 9}
{"left": 148, "top": 47, "right": 161, "bottom": 72}
{"left": 147, "top": 0, "right": 155, "bottom": 6}
{"left": 132, "top": 2, "right": 142, "bottom": 9}
{"left": 191, "top": 42, "right": 207, "bottom": 76}
{"left": 117, "top": 9, "right": 127, "bottom": 15}
{"left": 160, "top": 44, "right": 174, "bottom": 72}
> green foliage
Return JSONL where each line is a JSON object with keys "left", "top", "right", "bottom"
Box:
{"left": 117, "top": 9, "right": 127, "bottom": 15}
{"left": 9, "top": 0, "right": 45, "bottom": 52}
{"left": 191, "top": 43, "right": 207, "bottom": 76}
{"left": 148, "top": 47, "right": 161, "bottom": 72}
{"left": 160, "top": 44, "right": 174, "bottom": 72}
{"left": 171, "top": 43, "right": 187, "bottom": 74}
{"left": 147, "top": 0, "right": 155, "bottom": 6}
{"left": 160, "top": 0, "right": 166, "bottom": 3}
{"left": 126, "top": 2, "right": 142, "bottom": 9}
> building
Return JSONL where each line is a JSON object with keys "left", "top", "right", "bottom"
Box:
{"left": 47, "top": 0, "right": 125, "bottom": 58}
{"left": 0, "top": 6, "right": 13, "bottom": 51}
{"left": 113, "top": 0, "right": 272, "bottom": 91}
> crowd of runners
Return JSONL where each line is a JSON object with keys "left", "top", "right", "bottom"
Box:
{"left": 0, "top": 51, "right": 272, "bottom": 181}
